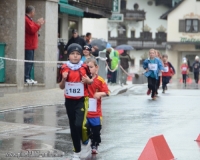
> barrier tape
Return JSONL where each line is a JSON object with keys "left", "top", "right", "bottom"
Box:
{"left": 0, "top": 56, "right": 134, "bottom": 77}
{"left": 0, "top": 56, "right": 107, "bottom": 63}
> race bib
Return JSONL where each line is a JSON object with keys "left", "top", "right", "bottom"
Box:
{"left": 164, "top": 66, "right": 169, "bottom": 72}
{"left": 182, "top": 67, "right": 187, "bottom": 71}
{"left": 148, "top": 64, "right": 158, "bottom": 71}
{"left": 88, "top": 98, "right": 97, "bottom": 112}
{"left": 65, "top": 82, "right": 84, "bottom": 97}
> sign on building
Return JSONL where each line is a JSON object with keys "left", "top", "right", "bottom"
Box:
{"left": 112, "top": 0, "right": 120, "bottom": 13}
{"left": 108, "top": 14, "right": 124, "bottom": 22}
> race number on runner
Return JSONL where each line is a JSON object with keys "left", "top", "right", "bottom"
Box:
{"left": 148, "top": 63, "right": 158, "bottom": 71}
{"left": 88, "top": 98, "right": 97, "bottom": 112}
{"left": 65, "top": 82, "right": 84, "bottom": 97}
{"left": 164, "top": 66, "right": 169, "bottom": 72}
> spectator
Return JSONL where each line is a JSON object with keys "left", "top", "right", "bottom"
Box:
{"left": 85, "top": 32, "right": 92, "bottom": 44}
{"left": 106, "top": 48, "right": 112, "bottom": 84}
{"left": 85, "top": 32, "right": 99, "bottom": 57}
{"left": 64, "top": 29, "right": 86, "bottom": 54}
{"left": 25, "top": 5, "right": 45, "bottom": 84}
{"left": 120, "top": 51, "right": 132, "bottom": 85}
{"left": 81, "top": 44, "right": 96, "bottom": 63}
{"left": 110, "top": 50, "right": 119, "bottom": 85}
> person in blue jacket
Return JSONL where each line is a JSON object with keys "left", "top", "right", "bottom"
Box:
{"left": 143, "top": 49, "right": 164, "bottom": 100}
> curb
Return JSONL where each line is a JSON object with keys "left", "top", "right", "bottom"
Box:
{"left": 0, "top": 86, "right": 133, "bottom": 113}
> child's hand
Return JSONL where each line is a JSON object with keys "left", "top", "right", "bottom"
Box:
{"left": 82, "top": 75, "right": 90, "bottom": 84}
{"left": 62, "top": 72, "right": 68, "bottom": 80}
{"left": 94, "top": 92, "right": 102, "bottom": 99}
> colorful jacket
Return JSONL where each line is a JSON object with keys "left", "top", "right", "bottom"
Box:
{"left": 25, "top": 15, "right": 41, "bottom": 50}
{"left": 143, "top": 58, "right": 164, "bottom": 80}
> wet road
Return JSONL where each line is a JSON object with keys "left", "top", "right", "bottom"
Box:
{"left": 0, "top": 85, "right": 200, "bottom": 160}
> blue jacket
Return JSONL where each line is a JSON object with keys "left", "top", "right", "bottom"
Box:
{"left": 143, "top": 58, "right": 164, "bottom": 80}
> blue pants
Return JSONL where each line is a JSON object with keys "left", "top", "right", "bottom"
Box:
{"left": 87, "top": 117, "right": 102, "bottom": 146}
{"left": 111, "top": 70, "right": 117, "bottom": 83}
{"left": 24, "top": 50, "right": 34, "bottom": 81}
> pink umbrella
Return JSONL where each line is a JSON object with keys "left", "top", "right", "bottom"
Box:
{"left": 117, "top": 50, "right": 124, "bottom": 54}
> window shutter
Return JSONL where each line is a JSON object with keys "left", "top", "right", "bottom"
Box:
{"left": 199, "top": 20, "right": 200, "bottom": 32}
{"left": 179, "top": 20, "right": 185, "bottom": 32}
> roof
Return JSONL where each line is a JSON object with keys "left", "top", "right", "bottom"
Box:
{"left": 160, "top": 0, "right": 184, "bottom": 20}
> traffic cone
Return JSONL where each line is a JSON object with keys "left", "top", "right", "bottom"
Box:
{"left": 138, "top": 135, "right": 174, "bottom": 160}
{"left": 195, "top": 134, "right": 200, "bottom": 142}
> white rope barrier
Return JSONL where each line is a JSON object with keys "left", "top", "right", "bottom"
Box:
{"left": 120, "top": 65, "right": 135, "bottom": 77}
{"left": 0, "top": 56, "right": 134, "bottom": 77}
{"left": 0, "top": 56, "right": 107, "bottom": 63}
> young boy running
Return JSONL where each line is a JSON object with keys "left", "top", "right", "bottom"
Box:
{"left": 85, "top": 58, "right": 110, "bottom": 154}
{"left": 143, "top": 49, "right": 164, "bottom": 100}
{"left": 181, "top": 60, "right": 189, "bottom": 87}
{"left": 59, "top": 43, "right": 93, "bottom": 160}
{"left": 162, "top": 54, "right": 175, "bottom": 93}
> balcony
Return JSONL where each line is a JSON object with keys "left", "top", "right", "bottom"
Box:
{"left": 108, "top": 37, "right": 166, "bottom": 49}
{"left": 68, "top": 0, "right": 113, "bottom": 18}
{"left": 120, "top": 9, "right": 146, "bottom": 21}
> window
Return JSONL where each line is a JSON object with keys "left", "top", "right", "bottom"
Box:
{"left": 179, "top": 19, "right": 200, "bottom": 33}
{"left": 121, "top": 0, "right": 126, "bottom": 10}
{"left": 140, "top": 32, "right": 152, "bottom": 40}
{"left": 131, "top": 31, "right": 135, "bottom": 38}
{"left": 186, "top": 19, "right": 198, "bottom": 32}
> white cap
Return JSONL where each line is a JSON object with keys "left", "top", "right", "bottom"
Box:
{"left": 195, "top": 56, "right": 199, "bottom": 60}
{"left": 183, "top": 60, "right": 187, "bottom": 63}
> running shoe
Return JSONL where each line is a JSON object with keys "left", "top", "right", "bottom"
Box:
{"left": 72, "top": 152, "right": 81, "bottom": 160}
{"left": 80, "top": 139, "right": 91, "bottom": 158}
{"left": 91, "top": 146, "right": 98, "bottom": 154}
{"left": 147, "top": 89, "right": 151, "bottom": 95}
{"left": 25, "top": 79, "right": 32, "bottom": 84}
{"left": 162, "top": 90, "right": 165, "bottom": 93}
{"left": 152, "top": 96, "right": 156, "bottom": 100}
{"left": 30, "top": 79, "right": 38, "bottom": 84}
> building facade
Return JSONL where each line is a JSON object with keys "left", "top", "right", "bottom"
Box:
{"left": 58, "top": 0, "right": 112, "bottom": 42}
{"left": 0, "top": 0, "right": 58, "bottom": 93}
{"left": 161, "top": 0, "right": 200, "bottom": 78}
{"left": 108, "top": 0, "right": 171, "bottom": 72}
{"left": 0, "top": 0, "right": 112, "bottom": 93}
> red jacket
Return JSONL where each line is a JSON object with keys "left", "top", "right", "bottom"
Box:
{"left": 162, "top": 62, "right": 175, "bottom": 77}
{"left": 60, "top": 63, "right": 91, "bottom": 99}
{"left": 25, "top": 15, "right": 40, "bottom": 50}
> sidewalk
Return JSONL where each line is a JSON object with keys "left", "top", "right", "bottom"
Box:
{"left": 0, "top": 81, "right": 133, "bottom": 112}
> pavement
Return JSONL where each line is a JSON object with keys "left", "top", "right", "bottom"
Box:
{"left": 1, "top": 79, "right": 200, "bottom": 160}
{"left": 0, "top": 81, "right": 134, "bottom": 112}
{"left": 0, "top": 83, "right": 200, "bottom": 159}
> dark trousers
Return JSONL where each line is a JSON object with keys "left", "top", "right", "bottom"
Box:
{"left": 182, "top": 74, "right": 187, "bottom": 84}
{"left": 194, "top": 72, "right": 199, "bottom": 84}
{"left": 148, "top": 77, "right": 157, "bottom": 98}
{"left": 111, "top": 70, "right": 117, "bottom": 83}
{"left": 156, "top": 76, "right": 161, "bottom": 94}
{"left": 107, "top": 69, "right": 112, "bottom": 83}
{"left": 65, "top": 97, "right": 89, "bottom": 153}
{"left": 24, "top": 50, "right": 34, "bottom": 81}
{"left": 90, "top": 125, "right": 102, "bottom": 146}
{"left": 162, "top": 76, "right": 171, "bottom": 90}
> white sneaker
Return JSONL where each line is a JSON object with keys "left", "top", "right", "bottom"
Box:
{"left": 80, "top": 139, "right": 91, "bottom": 158}
{"left": 26, "top": 79, "right": 32, "bottom": 84}
{"left": 30, "top": 79, "right": 37, "bottom": 84}
{"left": 91, "top": 146, "right": 98, "bottom": 154}
{"left": 72, "top": 152, "right": 81, "bottom": 160}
